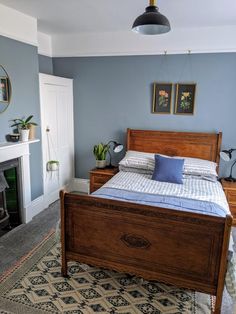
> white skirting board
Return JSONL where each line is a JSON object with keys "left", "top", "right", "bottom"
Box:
{"left": 70, "top": 178, "right": 90, "bottom": 194}
{"left": 25, "top": 178, "right": 89, "bottom": 223}
{"left": 25, "top": 187, "right": 65, "bottom": 223}
{"left": 25, "top": 195, "right": 45, "bottom": 223}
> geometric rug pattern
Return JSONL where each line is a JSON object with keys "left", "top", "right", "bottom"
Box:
{"left": 0, "top": 234, "right": 211, "bottom": 314}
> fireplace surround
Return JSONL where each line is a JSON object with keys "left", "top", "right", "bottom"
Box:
{"left": 0, "top": 140, "right": 39, "bottom": 223}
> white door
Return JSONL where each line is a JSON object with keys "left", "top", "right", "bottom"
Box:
{"left": 39, "top": 74, "right": 74, "bottom": 206}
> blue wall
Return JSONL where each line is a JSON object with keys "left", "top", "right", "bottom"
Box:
{"left": 53, "top": 53, "right": 236, "bottom": 179}
{"left": 38, "top": 54, "right": 53, "bottom": 75}
{"left": 1, "top": 40, "right": 235, "bottom": 186}
{"left": 0, "top": 36, "right": 43, "bottom": 200}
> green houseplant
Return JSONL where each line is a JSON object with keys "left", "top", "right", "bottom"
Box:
{"left": 11, "top": 115, "right": 38, "bottom": 142}
{"left": 93, "top": 143, "right": 109, "bottom": 168}
{"left": 46, "top": 160, "right": 59, "bottom": 171}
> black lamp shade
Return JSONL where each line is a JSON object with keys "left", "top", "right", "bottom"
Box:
{"left": 220, "top": 148, "right": 236, "bottom": 182}
{"left": 132, "top": 5, "right": 170, "bottom": 35}
{"left": 220, "top": 150, "right": 231, "bottom": 161}
{"left": 113, "top": 143, "right": 123, "bottom": 153}
{"left": 220, "top": 149, "right": 236, "bottom": 161}
{"left": 106, "top": 140, "right": 123, "bottom": 168}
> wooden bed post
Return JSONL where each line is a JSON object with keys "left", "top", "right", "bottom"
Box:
{"left": 213, "top": 215, "right": 232, "bottom": 314}
{"left": 126, "top": 128, "right": 131, "bottom": 150}
{"left": 216, "top": 132, "right": 222, "bottom": 174}
{"left": 60, "top": 190, "right": 68, "bottom": 277}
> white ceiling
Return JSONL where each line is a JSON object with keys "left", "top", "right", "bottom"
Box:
{"left": 0, "top": 0, "right": 236, "bottom": 35}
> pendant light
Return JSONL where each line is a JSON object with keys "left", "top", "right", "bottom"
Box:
{"left": 132, "top": 0, "right": 171, "bottom": 35}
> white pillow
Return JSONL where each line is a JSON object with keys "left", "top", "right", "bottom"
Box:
{"left": 119, "top": 150, "right": 218, "bottom": 179}
{"left": 119, "top": 164, "right": 153, "bottom": 175}
{"left": 180, "top": 157, "right": 218, "bottom": 178}
{"left": 119, "top": 150, "right": 155, "bottom": 171}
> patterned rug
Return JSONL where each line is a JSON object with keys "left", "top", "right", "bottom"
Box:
{"left": 0, "top": 233, "right": 212, "bottom": 314}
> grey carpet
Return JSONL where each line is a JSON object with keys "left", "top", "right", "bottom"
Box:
{"left": 0, "top": 200, "right": 235, "bottom": 313}
{"left": 0, "top": 200, "right": 59, "bottom": 274}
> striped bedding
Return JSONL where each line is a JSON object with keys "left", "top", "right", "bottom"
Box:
{"left": 96, "top": 171, "right": 229, "bottom": 216}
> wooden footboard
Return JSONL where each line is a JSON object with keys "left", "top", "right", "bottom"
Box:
{"left": 60, "top": 191, "right": 232, "bottom": 314}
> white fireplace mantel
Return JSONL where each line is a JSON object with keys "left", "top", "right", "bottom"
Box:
{"left": 0, "top": 139, "right": 40, "bottom": 223}
{"left": 0, "top": 139, "right": 39, "bottom": 151}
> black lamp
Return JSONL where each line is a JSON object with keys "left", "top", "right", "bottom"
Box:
{"left": 132, "top": 0, "right": 171, "bottom": 35}
{"left": 106, "top": 141, "right": 123, "bottom": 168}
{"left": 220, "top": 148, "right": 236, "bottom": 182}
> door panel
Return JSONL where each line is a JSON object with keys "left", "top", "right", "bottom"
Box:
{"left": 39, "top": 74, "right": 74, "bottom": 205}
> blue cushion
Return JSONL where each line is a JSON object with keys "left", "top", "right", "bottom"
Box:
{"left": 152, "top": 155, "right": 184, "bottom": 184}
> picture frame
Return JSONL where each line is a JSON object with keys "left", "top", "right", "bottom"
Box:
{"left": 152, "top": 83, "right": 172, "bottom": 114}
{"left": 0, "top": 77, "right": 9, "bottom": 103}
{"left": 174, "top": 83, "right": 196, "bottom": 115}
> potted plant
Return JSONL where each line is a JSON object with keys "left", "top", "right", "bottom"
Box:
{"left": 93, "top": 143, "right": 109, "bottom": 168}
{"left": 47, "top": 160, "right": 59, "bottom": 171}
{"left": 11, "top": 115, "right": 38, "bottom": 142}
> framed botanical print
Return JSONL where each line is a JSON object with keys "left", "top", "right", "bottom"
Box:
{"left": 174, "top": 83, "right": 196, "bottom": 115}
{"left": 152, "top": 83, "right": 172, "bottom": 114}
{"left": 0, "top": 77, "right": 9, "bottom": 102}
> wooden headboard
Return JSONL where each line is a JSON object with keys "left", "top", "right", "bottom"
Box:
{"left": 127, "top": 129, "right": 222, "bottom": 163}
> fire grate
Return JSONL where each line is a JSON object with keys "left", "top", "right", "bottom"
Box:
{"left": 0, "top": 158, "right": 22, "bottom": 236}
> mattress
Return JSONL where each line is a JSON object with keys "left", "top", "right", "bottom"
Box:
{"left": 93, "top": 171, "right": 230, "bottom": 218}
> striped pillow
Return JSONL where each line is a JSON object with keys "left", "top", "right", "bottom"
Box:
{"left": 119, "top": 165, "right": 153, "bottom": 175}
{"left": 119, "top": 150, "right": 155, "bottom": 171}
{"left": 180, "top": 157, "right": 218, "bottom": 178}
{"left": 119, "top": 150, "right": 218, "bottom": 179}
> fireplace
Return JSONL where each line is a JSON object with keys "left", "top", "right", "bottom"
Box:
{"left": 0, "top": 158, "right": 22, "bottom": 236}
{"left": 0, "top": 139, "right": 40, "bottom": 223}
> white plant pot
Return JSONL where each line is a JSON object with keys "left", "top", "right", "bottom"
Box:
{"left": 47, "top": 162, "right": 59, "bottom": 171}
{"left": 96, "top": 160, "right": 107, "bottom": 168}
{"left": 20, "top": 129, "right": 29, "bottom": 142}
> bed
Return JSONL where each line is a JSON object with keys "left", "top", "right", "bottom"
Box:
{"left": 60, "top": 129, "right": 232, "bottom": 314}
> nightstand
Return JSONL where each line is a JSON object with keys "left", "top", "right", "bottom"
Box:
{"left": 221, "top": 179, "right": 236, "bottom": 226}
{"left": 90, "top": 167, "right": 119, "bottom": 193}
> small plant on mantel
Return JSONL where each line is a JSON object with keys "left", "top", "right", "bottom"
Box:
{"left": 11, "top": 115, "right": 37, "bottom": 130}
{"left": 11, "top": 115, "right": 38, "bottom": 142}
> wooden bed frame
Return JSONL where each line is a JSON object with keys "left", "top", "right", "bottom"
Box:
{"left": 60, "top": 129, "right": 232, "bottom": 314}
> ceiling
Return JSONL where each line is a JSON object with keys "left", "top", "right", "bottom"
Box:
{"left": 0, "top": 0, "right": 236, "bottom": 35}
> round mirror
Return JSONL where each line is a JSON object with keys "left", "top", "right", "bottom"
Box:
{"left": 0, "top": 65, "right": 12, "bottom": 114}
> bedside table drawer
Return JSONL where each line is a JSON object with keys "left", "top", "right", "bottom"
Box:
{"left": 93, "top": 174, "right": 112, "bottom": 185}
{"left": 90, "top": 167, "right": 118, "bottom": 194}
{"left": 91, "top": 183, "right": 104, "bottom": 192}
{"left": 227, "top": 190, "right": 236, "bottom": 203}
{"left": 221, "top": 179, "right": 236, "bottom": 226}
